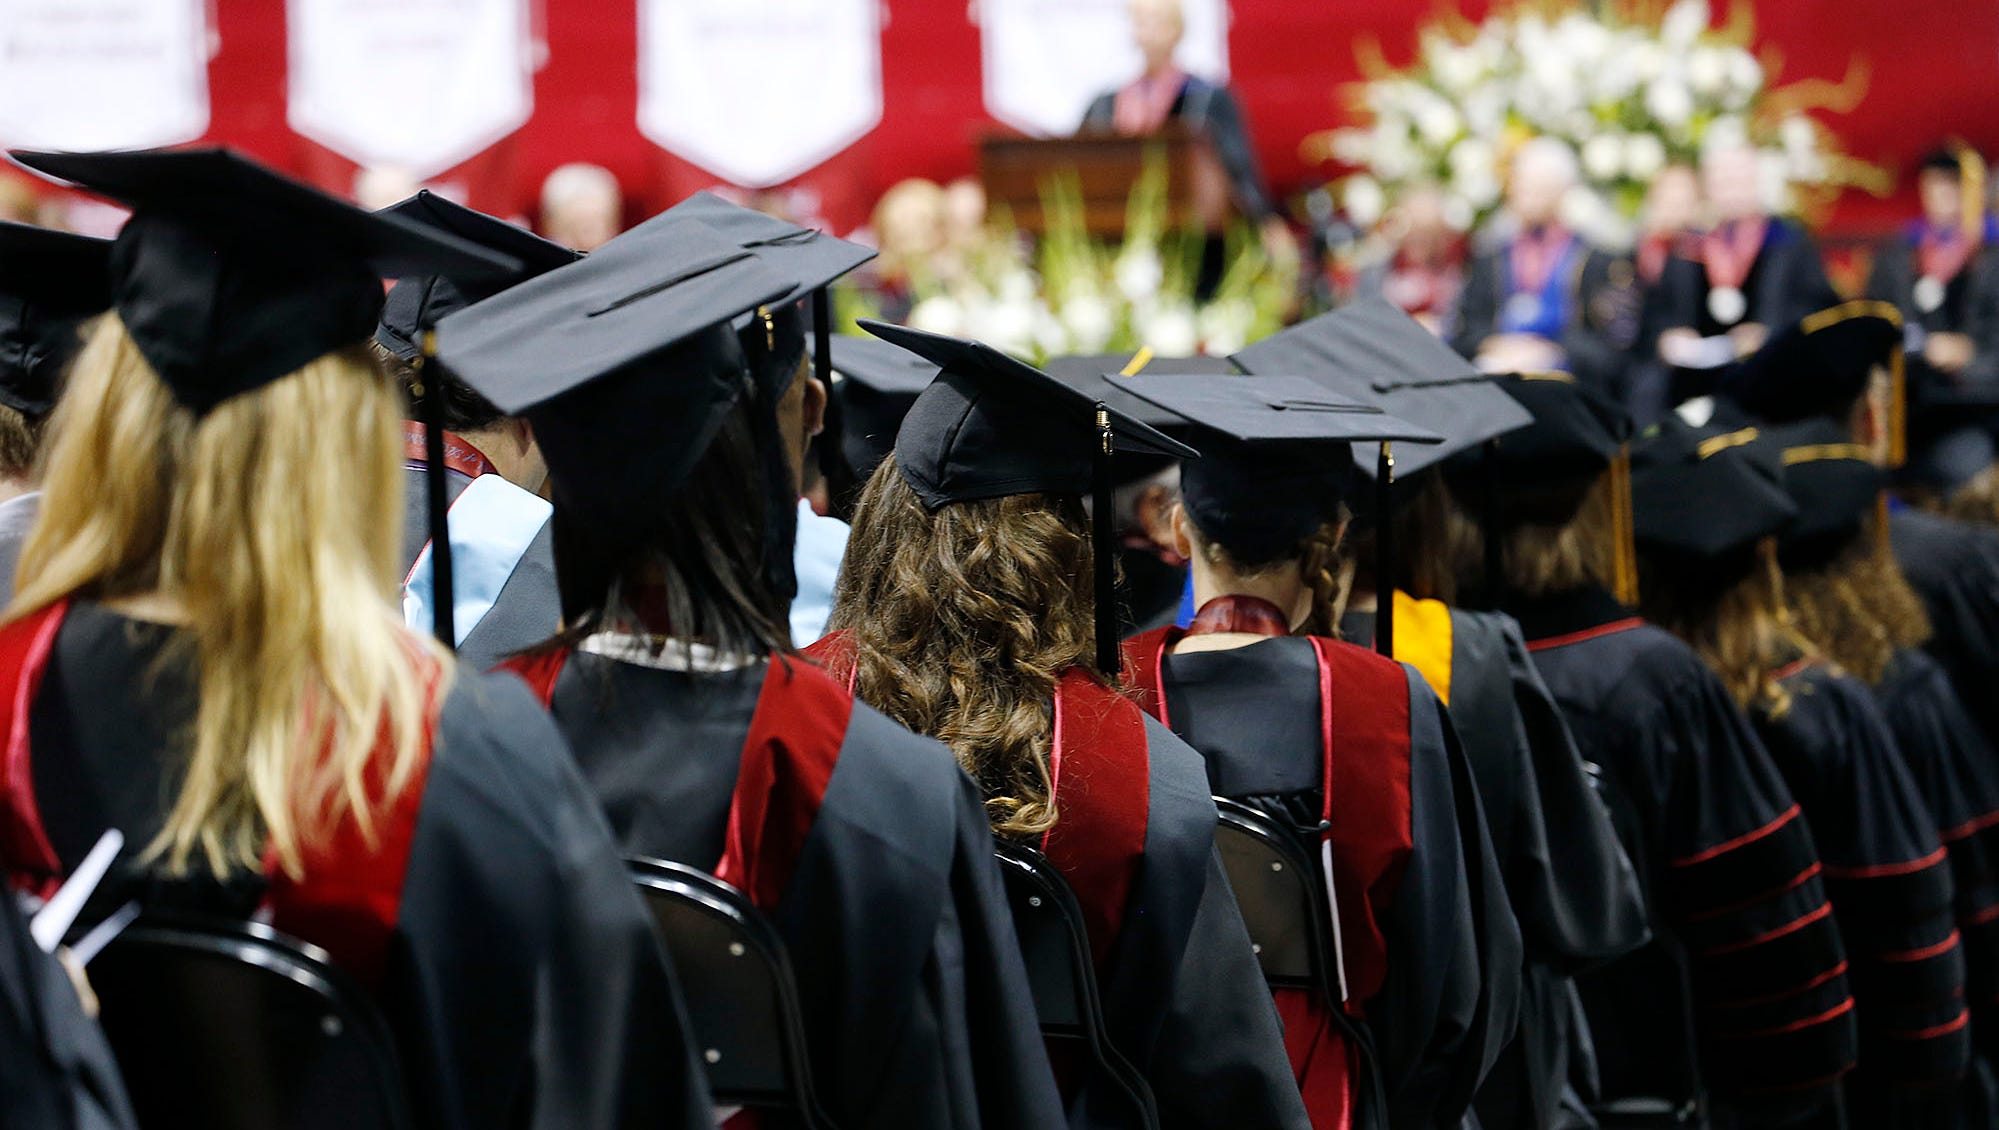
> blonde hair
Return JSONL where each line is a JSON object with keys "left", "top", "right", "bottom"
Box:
{"left": 11, "top": 317, "right": 445, "bottom": 879}
{"left": 1783, "top": 520, "right": 1931, "bottom": 686}
{"left": 829, "top": 458, "right": 1103, "bottom": 838}
{"left": 1640, "top": 540, "right": 1813, "bottom": 719}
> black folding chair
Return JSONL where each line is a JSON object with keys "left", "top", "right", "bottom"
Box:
{"left": 992, "top": 840, "right": 1159, "bottom": 1130}
{"left": 87, "top": 916, "right": 410, "bottom": 1130}
{"left": 1213, "top": 797, "right": 1388, "bottom": 1130}
{"left": 630, "top": 858, "right": 835, "bottom": 1129}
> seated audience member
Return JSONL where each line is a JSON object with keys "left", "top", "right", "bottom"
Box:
{"left": 1626, "top": 165, "right": 1703, "bottom": 425}
{"left": 1868, "top": 146, "right": 1999, "bottom": 494}
{"left": 1113, "top": 373, "right": 1526, "bottom": 1130}
{"left": 443, "top": 214, "right": 1064, "bottom": 1128}
{"left": 814, "top": 322, "right": 1313, "bottom": 1130}
{"left": 1655, "top": 139, "right": 1839, "bottom": 399}
{"left": 1352, "top": 185, "right": 1468, "bottom": 338}
{"left": 1453, "top": 138, "right": 1640, "bottom": 398}
{"left": 0, "top": 222, "right": 111, "bottom": 605}
{"left": 1474, "top": 381, "right": 1855, "bottom": 1127}
{"left": 539, "top": 162, "right": 624, "bottom": 252}
{"left": 0, "top": 146, "right": 708, "bottom": 1129}
{"left": 375, "top": 191, "right": 578, "bottom": 669}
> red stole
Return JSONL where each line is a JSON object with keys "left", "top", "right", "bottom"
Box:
{"left": 805, "top": 630, "right": 1152, "bottom": 969}
{"left": 404, "top": 422, "right": 499, "bottom": 481}
{"left": 1122, "top": 620, "right": 1416, "bottom": 1130}
{"left": 0, "top": 601, "right": 437, "bottom": 987}
{"left": 502, "top": 647, "right": 850, "bottom": 915}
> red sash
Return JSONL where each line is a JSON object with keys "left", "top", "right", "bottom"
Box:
{"left": 403, "top": 422, "right": 499, "bottom": 481}
{"left": 0, "top": 602, "right": 436, "bottom": 987}
{"left": 805, "top": 631, "right": 1152, "bottom": 968}
{"left": 502, "top": 646, "right": 849, "bottom": 914}
{"left": 1123, "top": 625, "right": 1416, "bottom": 1130}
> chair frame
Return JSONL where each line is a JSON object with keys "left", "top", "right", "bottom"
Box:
{"left": 629, "top": 857, "right": 836, "bottom": 1129}
{"left": 992, "top": 840, "right": 1160, "bottom": 1130}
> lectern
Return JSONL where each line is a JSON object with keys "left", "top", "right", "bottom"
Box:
{"left": 978, "top": 124, "right": 1235, "bottom": 237}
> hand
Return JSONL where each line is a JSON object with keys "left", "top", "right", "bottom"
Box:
{"left": 1926, "top": 332, "right": 1975, "bottom": 374}
{"left": 1728, "top": 322, "right": 1768, "bottom": 357}
{"left": 1658, "top": 328, "right": 1703, "bottom": 366}
{"left": 1478, "top": 333, "right": 1565, "bottom": 374}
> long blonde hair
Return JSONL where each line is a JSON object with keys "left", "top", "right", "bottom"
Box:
{"left": 1639, "top": 540, "right": 1812, "bottom": 718}
{"left": 10, "top": 317, "right": 444, "bottom": 879}
{"left": 828, "top": 458, "right": 1103, "bottom": 838}
{"left": 1783, "top": 518, "right": 1931, "bottom": 687}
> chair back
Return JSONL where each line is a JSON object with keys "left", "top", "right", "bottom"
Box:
{"left": 88, "top": 916, "right": 409, "bottom": 1130}
{"left": 993, "top": 840, "right": 1158, "bottom": 1130}
{"left": 630, "top": 858, "right": 833, "bottom": 1128}
{"left": 1212, "top": 797, "right": 1343, "bottom": 994}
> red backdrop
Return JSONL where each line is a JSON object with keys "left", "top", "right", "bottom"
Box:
{"left": 128, "top": 0, "right": 1999, "bottom": 237}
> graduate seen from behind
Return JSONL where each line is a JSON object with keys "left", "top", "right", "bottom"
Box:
{"left": 438, "top": 205, "right": 1066, "bottom": 1129}
{"left": 1109, "top": 373, "right": 1528, "bottom": 1130}
{"left": 0, "top": 148, "right": 711, "bottom": 1129}
{"left": 1472, "top": 374, "right": 1855, "bottom": 1128}
{"left": 1631, "top": 420, "right": 1967, "bottom": 1126}
{"left": 812, "top": 322, "right": 1313, "bottom": 1130}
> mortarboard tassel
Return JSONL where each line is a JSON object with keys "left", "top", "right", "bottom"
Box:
{"left": 417, "top": 331, "right": 457, "bottom": 651}
{"left": 1482, "top": 438, "right": 1503, "bottom": 606}
{"left": 1608, "top": 445, "right": 1640, "bottom": 608}
{"left": 1375, "top": 442, "right": 1395, "bottom": 659}
{"left": 1093, "top": 405, "right": 1119, "bottom": 676}
{"left": 1887, "top": 338, "right": 1908, "bottom": 470}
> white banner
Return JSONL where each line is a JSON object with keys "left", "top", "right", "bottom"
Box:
{"left": 0, "top": 0, "right": 210, "bottom": 151}
{"left": 287, "top": 0, "right": 534, "bottom": 181}
{"left": 981, "top": 0, "right": 1229, "bottom": 137}
{"left": 638, "top": 0, "right": 882, "bottom": 189}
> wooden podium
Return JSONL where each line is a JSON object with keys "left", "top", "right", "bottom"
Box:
{"left": 977, "top": 124, "right": 1235, "bottom": 237}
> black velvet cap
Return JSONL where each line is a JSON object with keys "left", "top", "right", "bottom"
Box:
{"left": 9, "top": 148, "right": 520, "bottom": 414}
{"left": 0, "top": 221, "right": 111, "bottom": 415}
{"left": 375, "top": 191, "right": 579, "bottom": 362}
{"left": 1723, "top": 301, "right": 1902, "bottom": 425}
{"left": 821, "top": 332, "right": 939, "bottom": 483}
{"left": 645, "top": 191, "right": 876, "bottom": 306}
{"left": 1117, "top": 374, "right": 1441, "bottom": 561}
{"left": 1759, "top": 417, "right": 1882, "bottom": 570}
{"left": 867, "top": 319, "right": 1198, "bottom": 509}
{"left": 1232, "top": 296, "right": 1530, "bottom": 477}
{"left": 1631, "top": 418, "right": 1795, "bottom": 566}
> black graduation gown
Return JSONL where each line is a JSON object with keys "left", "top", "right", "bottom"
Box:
{"left": 1892, "top": 509, "right": 1999, "bottom": 750}
{"left": 399, "top": 461, "right": 560, "bottom": 670}
{"left": 1758, "top": 660, "right": 1969, "bottom": 1124}
{"left": 1660, "top": 218, "right": 1840, "bottom": 339}
{"left": 1081, "top": 76, "right": 1274, "bottom": 221}
{"left": 523, "top": 646, "right": 1067, "bottom": 1130}
{"left": 1873, "top": 646, "right": 1999, "bottom": 1119}
{"left": 1504, "top": 586, "right": 1856, "bottom": 1127}
{"left": 1452, "top": 241, "right": 1643, "bottom": 400}
{"left": 3, "top": 602, "right": 710, "bottom": 1130}
{"left": 1867, "top": 235, "right": 1999, "bottom": 413}
{"left": 1127, "top": 628, "right": 1524, "bottom": 1130}
{"left": 0, "top": 889, "right": 136, "bottom": 1130}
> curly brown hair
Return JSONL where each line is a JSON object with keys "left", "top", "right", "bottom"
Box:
{"left": 1783, "top": 518, "right": 1931, "bottom": 686}
{"left": 827, "top": 457, "right": 1106, "bottom": 838}
{"left": 1639, "top": 540, "right": 1812, "bottom": 719}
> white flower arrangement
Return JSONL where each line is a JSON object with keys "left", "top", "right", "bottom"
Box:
{"left": 1307, "top": 0, "right": 1885, "bottom": 249}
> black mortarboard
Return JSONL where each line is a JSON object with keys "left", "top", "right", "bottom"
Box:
{"left": 820, "top": 332, "right": 938, "bottom": 485}
{"left": 0, "top": 221, "right": 111, "bottom": 415}
{"left": 1232, "top": 297, "right": 1531, "bottom": 478}
{"left": 1631, "top": 419, "right": 1795, "bottom": 588}
{"left": 1723, "top": 301, "right": 1902, "bottom": 428}
{"left": 866, "top": 319, "right": 1198, "bottom": 670}
{"left": 1042, "top": 353, "right": 1221, "bottom": 488}
{"left": 1482, "top": 373, "right": 1633, "bottom": 485}
{"left": 9, "top": 148, "right": 520, "bottom": 415}
{"left": 1116, "top": 374, "right": 1440, "bottom": 563}
{"left": 374, "top": 191, "right": 580, "bottom": 362}
{"left": 1758, "top": 417, "right": 1883, "bottom": 570}
{"left": 435, "top": 217, "right": 794, "bottom": 623}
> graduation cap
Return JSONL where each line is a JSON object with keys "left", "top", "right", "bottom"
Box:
{"left": 1233, "top": 297, "right": 1531, "bottom": 652}
{"left": 864, "top": 318, "right": 1198, "bottom": 671}
{"left": 1723, "top": 300, "right": 1905, "bottom": 463}
{"left": 8, "top": 148, "right": 520, "bottom": 416}
{"left": 434, "top": 216, "right": 794, "bottom": 626}
{"left": 1630, "top": 418, "right": 1796, "bottom": 590}
{"left": 1758, "top": 417, "right": 1883, "bottom": 570}
{"left": 1114, "top": 374, "right": 1440, "bottom": 566}
{"left": 0, "top": 221, "right": 112, "bottom": 416}
{"left": 818, "top": 332, "right": 939, "bottom": 485}
{"left": 374, "top": 190, "right": 580, "bottom": 362}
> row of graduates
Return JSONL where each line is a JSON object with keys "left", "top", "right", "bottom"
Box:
{"left": 1447, "top": 140, "right": 1999, "bottom": 501}
{"left": 4, "top": 144, "right": 1999, "bottom": 1130}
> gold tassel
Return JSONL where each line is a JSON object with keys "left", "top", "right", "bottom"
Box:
{"left": 1609, "top": 446, "right": 1640, "bottom": 608}
{"left": 1875, "top": 490, "right": 1892, "bottom": 560}
{"left": 1888, "top": 339, "right": 1907, "bottom": 469}
{"left": 1959, "top": 142, "right": 1987, "bottom": 246}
